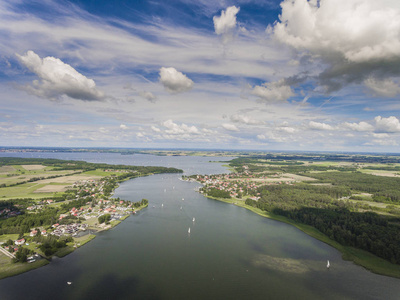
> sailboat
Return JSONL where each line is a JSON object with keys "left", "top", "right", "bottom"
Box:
{"left": 188, "top": 227, "right": 191, "bottom": 234}
{"left": 327, "top": 260, "right": 330, "bottom": 269}
{"left": 162, "top": 204, "right": 164, "bottom": 207}
{"left": 193, "top": 217, "right": 195, "bottom": 222}
{"left": 182, "top": 198, "right": 184, "bottom": 201}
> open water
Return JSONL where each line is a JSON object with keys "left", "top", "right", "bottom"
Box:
{"left": 0, "top": 152, "right": 399, "bottom": 300}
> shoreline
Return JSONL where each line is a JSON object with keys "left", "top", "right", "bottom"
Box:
{"left": 202, "top": 194, "right": 400, "bottom": 279}
{"left": 0, "top": 205, "right": 147, "bottom": 280}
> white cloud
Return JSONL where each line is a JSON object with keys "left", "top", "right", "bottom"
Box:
{"left": 273, "top": 0, "right": 400, "bottom": 93}
{"left": 257, "top": 134, "right": 266, "bottom": 140}
{"left": 151, "top": 126, "right": 161, "bottom": 132}
{"left": 120, "top": 124, "right": 127, "bottom": 130}
{"left": 222, "top": 123, "right": 239, "bottom": 132}
{"left": 343, "top": 121, "right": 374, "bottom": 132}
{"left": 372, "top": 133, "right": 390, "bottom": 139}
{"left": 308, "top": 121, "right": 334, "bottom": 131}
{"left": 16, "top": 50, "right": 104, "bottom": 101}
{"left": 213, "top": 6, "right": 240, "bottom": 44}
{"left": 230, "top": 114, "right": 264, "bottom": 125}
{"left": 159, "top": 67, "right": 194, "bottom": 94}
{"left": 139, "top": 91, "right": 157, "bottom": 102}
{"left": 277, "top": 126, "right": 297, "bottom": 133}
{"left": 374, "top": 116, "right": 400, "bottom": 133}
{"left": 162, "top": 119, "right": 199, "bottom": 134}
{"left": 252, "top": 80, "right": 294, "bottom": 102}
{"left": 370, "top": 139, "right": 398, "bottom": 146}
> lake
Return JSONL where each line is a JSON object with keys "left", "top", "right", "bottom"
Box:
{"left": 0, "top": 152, "right": 399, "bottom": 300}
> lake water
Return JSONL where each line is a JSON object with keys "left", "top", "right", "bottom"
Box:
{"left": 0, "top": 152, "right": 399, "bottom": 300}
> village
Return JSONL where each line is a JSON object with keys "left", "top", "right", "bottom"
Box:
{"left": 0, "top": 176, "right": 144, "bottom": 264}
{"left": 190, "top": 167, "right": 301, "bottom": 201}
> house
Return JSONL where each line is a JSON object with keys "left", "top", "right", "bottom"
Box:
{"left": 30, "top": 230, "right": 38, "bottom": 237}
{"left": 41, "top": 230, "right": 47, "bottom": 236}
{"left": 15, "top": 238, "right": 25, "bottom": 245}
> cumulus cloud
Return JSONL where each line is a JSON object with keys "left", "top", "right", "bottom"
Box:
{"left": 139, "top": 91, "right": 157, "bottom": 102}
{"left": 252, "top": 80, "right": 295, "bottom": 102}
{"left": 16, "top": 50, "right": 104, "bottom": 101}
{"left": 120, "top": 124, "right": 127, "bottom": 130}
{"left": 162, "top": 119, "right": 199, "bottom": 134}
{"left": 374, "top": 116, "right": 400, "bottom": 133}
{"left": 277, "top": 126, "right": 297, "bottom": 133}
{"left": 273, "top": 0, "right": 400, "bottom": 94}
{"left": 222, "top": 123, "right": 239, "bottom": 132}
{"left": 159, "top": 67, "right": 194, "bottom": 94}
{"left": 213, "top": 6, "right": 240, "bottom": 44}
{"left": 230, "top": 114, "right": 264, "bottom": 125}
{"left": 308, "top": 121, "right": 334, "bottom": 131}
{"left": 343, "top": 121, "right": 374, "bottom": 132}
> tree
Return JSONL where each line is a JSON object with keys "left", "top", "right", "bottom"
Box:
{"left": 98, "top": 214, "right": 111, "bottom": 224}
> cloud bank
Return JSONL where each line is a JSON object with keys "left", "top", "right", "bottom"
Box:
{"left": 273, "top": 0, "right": 400, "bottom": 95}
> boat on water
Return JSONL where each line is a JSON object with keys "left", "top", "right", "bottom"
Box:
{"left": 182, "top": 198, "right": 184, "bottom": 201}
{"left": 188, "top": 227, "right": 191, "bottom": 234}
{"left": 327, "top": 260, "right": 330, "bottom": 269}
{"left": 193, "top": 217, "right": 195, "bottom": 222}
{"left": 67, "top": 282, "right": 72, "bottom": 285}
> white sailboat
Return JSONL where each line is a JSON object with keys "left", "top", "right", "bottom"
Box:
{"left": 188, "top": 227, "right": 191, "bottom": 234}
{"left": 182, "top": 198, "right": 184, "bottom": 201}
{"left": 193, "top": 217, "right": 195, "bottom": 222}
{"left": 162, "top": 203, "right": 164, "bottom": 207}
{"left": 327, "top": 260, "right": 330, "bottom": 269}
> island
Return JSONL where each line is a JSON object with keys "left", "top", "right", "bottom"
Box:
{"left": 0, "top": 157, "right": 182, "bottom": 279}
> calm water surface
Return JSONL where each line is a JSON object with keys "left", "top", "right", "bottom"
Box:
{"left": 0, "top": 152, "right": 399, "bottom": 300}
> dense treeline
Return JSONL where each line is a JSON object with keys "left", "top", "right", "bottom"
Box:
{"left": 273, "top": 207, "right": 400, "bottom": 264}
{"left": 229, "top": 158, "right": 357, "bottom": 173}
{"left": 204, "top": 188, "right": 231, "bottom": 199}
{"left": 231, "top": 154, "right": 400, "bottom": 164}
{"left": 308, "top": 172, "right": 400, "bottom": 203}
{"left": 0, "top": 208, "right": 58, "bottom": 235}
{"left": 245, "top": 184, "right": 350, "bottom": 213}
{"left": 0, "top": 157, "right": 183, "bottom": 174}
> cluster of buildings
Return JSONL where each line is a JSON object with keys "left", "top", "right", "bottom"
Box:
{"left": 195, "top": 169, "right": 295, "bottom": 199}
{"left": 51, "top": 223, "right": 88, "bottom": 237}
{"left": 196, "top": 174, "right": 262, "bottom": 198}
{"left": 26, "top": 199, "right": 54, "bottom": 211}
{"left": 0, "top": 208, "right": 21, "bottom": 218}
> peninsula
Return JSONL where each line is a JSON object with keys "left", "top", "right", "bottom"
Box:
{"left": 0, "top": 157, "right": 182, "bottom": 279}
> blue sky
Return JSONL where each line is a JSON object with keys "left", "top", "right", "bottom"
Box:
{"left": 1, "top": 0, "right": 400, "bottom": 152}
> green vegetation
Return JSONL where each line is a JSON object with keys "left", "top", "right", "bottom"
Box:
{"left": 98, "top": 214, "right": 111, "bottom": 224}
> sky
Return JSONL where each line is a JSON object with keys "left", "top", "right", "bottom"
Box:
{"left": 1, "top": 0, "right": 400, "bottom": 152}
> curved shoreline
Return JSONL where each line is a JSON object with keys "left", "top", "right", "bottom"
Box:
{"left": 203, "top": 194, "right": 400, "bottom": 279}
